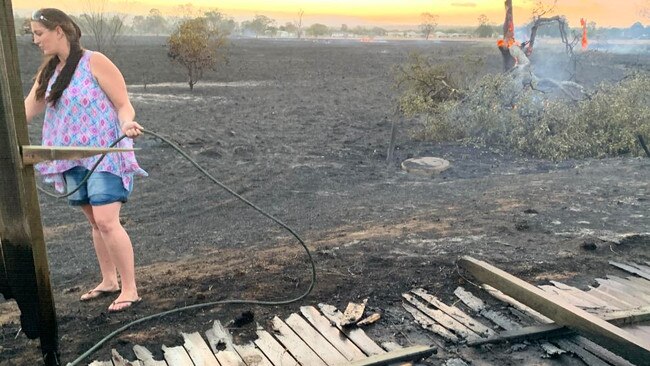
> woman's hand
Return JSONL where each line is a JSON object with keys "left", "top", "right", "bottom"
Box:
{"left": 121, "top": 121, "right": 143, "bottom": 138}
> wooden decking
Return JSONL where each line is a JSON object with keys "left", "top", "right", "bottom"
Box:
{"left": 90, "top": 304, "right": 434, "bottom": 366}
{"left": 404, "top": 260, "right": 650, "bottom": 366}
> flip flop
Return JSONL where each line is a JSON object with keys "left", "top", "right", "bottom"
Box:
{"left": 80, "top": 288, "right": 120, "bottom": 302}
{"left": 108, "top": 297, "right": 142, "bottom": 313}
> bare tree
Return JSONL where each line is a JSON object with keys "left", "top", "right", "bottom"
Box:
{"left": 297, "top": 9, "right": 305, "bottom": 39}
{"left": 77, "top": 0, "right": 129, "bottom": 55}
{"left": 419, "top": 13, "right": 439, "bottom": 40}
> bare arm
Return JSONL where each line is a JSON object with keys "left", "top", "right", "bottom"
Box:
{"left": 90, "top": 52, "right": 142, "bottom": 137}
{"left": 24, "top": 79, "right": 46, "bottom": 123}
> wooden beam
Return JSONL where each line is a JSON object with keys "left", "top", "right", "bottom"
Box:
{"left": 458, "top": 256, "right": 650, "bottom": 365}
{"left": 347, "top": 345, "right": 436, "bottom": 366}
{"left": 21, "top": 146, "right": 137, "bottom": 165}
{"left": 469, "top": 306, "right": 650, "bottom": 346}
{"left": 0, "top": 1, "right": 58, "bottom": 364}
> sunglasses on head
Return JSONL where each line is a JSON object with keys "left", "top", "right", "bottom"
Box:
{"left": 31, "top": 10, "right": 49, "bottom": 23}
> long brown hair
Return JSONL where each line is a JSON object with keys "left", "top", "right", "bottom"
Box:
{"left": 32, "top": 8, "right": 83, "bottom": 106}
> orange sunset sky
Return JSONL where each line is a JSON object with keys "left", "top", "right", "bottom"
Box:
{"left": 12, "top": 0, "right": 649, "bottom": 28}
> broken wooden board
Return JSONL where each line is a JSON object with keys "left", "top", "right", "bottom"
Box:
{"left": 132, "top": 345, "right": 166, "bottom": 366}
{"left": 347, "top": 345, "right": 437, "bottom": 366}
{"left": 341, "top": 298, "right": 368, "bottom": 327}
{"left": 402, "top": 303, "right": 460, "bottom": 343}
{"left": 161, "top": 344, "right": 194, "bottom": 365}
{"left": 402, "top": 293, "right": 479, "bottom": 341}
{"left": 93, "top": 301, "right": 416, "bottom": 365}
{"left": 254, "top": 330, "right": 300, "bottom": 366}
{"left": 284, "top": 313, "right": 349, "bottom": 365}
{"left": 299, "top": 305, "right": 367, "bottom": 361}
{"left": 318, "top": 303, "right": 387, "bottom": 356}
{"left": 411, "top": 288, "right": 494, "bottom": 337}
{"left": 458, "top": 256, "right": 650, "bottom": 365}
{"left": 610, "top": 261, "right": 650, "bottom": 281}
{"left": 232, "top": 343, "right": 274, "bottom": 366}
{"left": 454, "top": 286, "right": 520, "bottom": 331}
{"left": 181, "top": 332, "right": 220, "bottom": 366}
{"left": 111, "top": 349, "right": 142, "bottom": 366}
{"left": 205, "top": 320, "right": 246, "bottom": 365}
{"left": 357, "top": 313, "right": 381, "bottom": 326}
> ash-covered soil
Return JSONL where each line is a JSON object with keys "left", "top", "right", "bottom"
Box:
{"left": 1, "top": 37, "right": 649, "bottom": 365}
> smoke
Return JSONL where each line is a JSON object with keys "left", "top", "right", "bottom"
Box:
{"left": 587, "top": 41, "right": 650, "bottom": 54}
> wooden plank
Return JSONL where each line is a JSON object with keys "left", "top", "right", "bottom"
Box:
{"left": 347, "top": 345, "right": 436, "bottom": 366}
{"left": 232, "top": 343, "right": 273, "bottom": 366}
{"left": 549, "top": 281, "right": 619, "bottom": 310}
{"left": 21, "top": 145, "right": 137, "bottom": 165}
{"left": 624, "top": 325, "right": 650, "bottom": 340}
{"left": 300, "top": 306, "right": 366, "bottom": 362}
{"left": 597, "top": 277, "right": 650, "bottom": 301}
{"left": 318, "top": 303, "right": 386, "bottom": 356}
{"left": 254, "top": 330, "right": 300, "bottom": 366}
{"left": 285, "top": 313, "right": 349, "bottom": 365}
{"left": 133, "top": 345, "right": 167, "bottom": 366}
{"left": 587, "top": 287, "right": 638, "bottom": 309}
{"left": 626, "top": 262, "right": 650, "bottom": 275}
{"left": 607, "top": 276, "right": 650, "bottom": 296}
{"left": 0, "top": 2, "right": 58, "bottom": 361}
{"left": 467, "top": 323, "right": 570, "bottom": 346}
{"left": 402, "top": 303, "right": 459, "bottom": 342}
{"left": 454, "top": 287, "right": 519, "bottom": 331}
{"left": 594, "top": 279, "right": 650, "bottom": 306}
{"left": 571, "top": 336, "right": 636, "bottom": 366}
{"left": 453, "top": 287, "right": 484, "bottom": 312}
{"left": 112, "top": 349, "right": 143, "bottom": 366}
{"left": 610, "top": 261, "right": 650, "bottom": 281}
{"left": 181, "top": 332, "right": 220, "bottom": 366}
{"left": 552, "top": 339, "right": 610, "bottom": 366}
{"left": 402, "top": 293, "right": 479, "bottom": 340}
{"left": 625, "top": 276, "right": 650, "bottom": 293}
{"left": 162, "top": 345, "right": 194, "bottom": 366}
{"left": 469, "top": 305, "right": 650, "bottom": 346}
{"left": 458, "top": 256, "right": 650, "bottom": 365}
{"left": 205, "top": 321, "right": 245, "bottom": 366}
{"left": 481, "top": 284, "right": 552, "bottom": 323}
{"left": 270, "top": 316, "right": 328, "bottom": 366}
{"left": 599, "top": 306, "right": 650, "bottom": 326}
{"left": 540, "top": 285, "right": 605, "bottom": 309}
{"left": 411, "top": 288, "right": 494, "bottom": 337}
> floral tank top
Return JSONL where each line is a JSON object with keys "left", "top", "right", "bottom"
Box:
{"left": 36, "top": 50, "right": 147, "bottom": 193}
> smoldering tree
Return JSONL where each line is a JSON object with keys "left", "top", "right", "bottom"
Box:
{"left": 167, "top": 17, "right": 228, "bottom": 90}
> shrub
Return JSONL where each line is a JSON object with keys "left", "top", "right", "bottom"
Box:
{"left": 396, "top": 53, "right": 650, "bottom": 160}
{"left": 168, "top": 17, "right": 228, "bottom": 90}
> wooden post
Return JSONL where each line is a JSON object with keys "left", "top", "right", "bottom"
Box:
{"left": 0, "top": 1, "right": 59, "bottom": 365}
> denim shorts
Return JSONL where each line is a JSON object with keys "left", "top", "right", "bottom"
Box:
{"left": 63, "top": 166, "right": 132, "bottom": 206}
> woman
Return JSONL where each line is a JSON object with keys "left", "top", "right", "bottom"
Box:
{"left": 24, "top": 8, "right": 147, "bottom": 312}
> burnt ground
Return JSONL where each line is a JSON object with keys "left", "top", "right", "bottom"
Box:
{"left": 1, "top": 37, "right": 649, "bottom": 365}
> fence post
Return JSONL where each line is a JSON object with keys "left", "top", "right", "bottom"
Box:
{"left": 0, "top": 1, "right": 59, "bottom": 364}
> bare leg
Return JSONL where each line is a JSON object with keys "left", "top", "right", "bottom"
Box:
{"left": 79, "top": 205, "right": 120, "bottom": 300}
{"left": 90, "top": 202, "right": 139, "bottom": 311}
